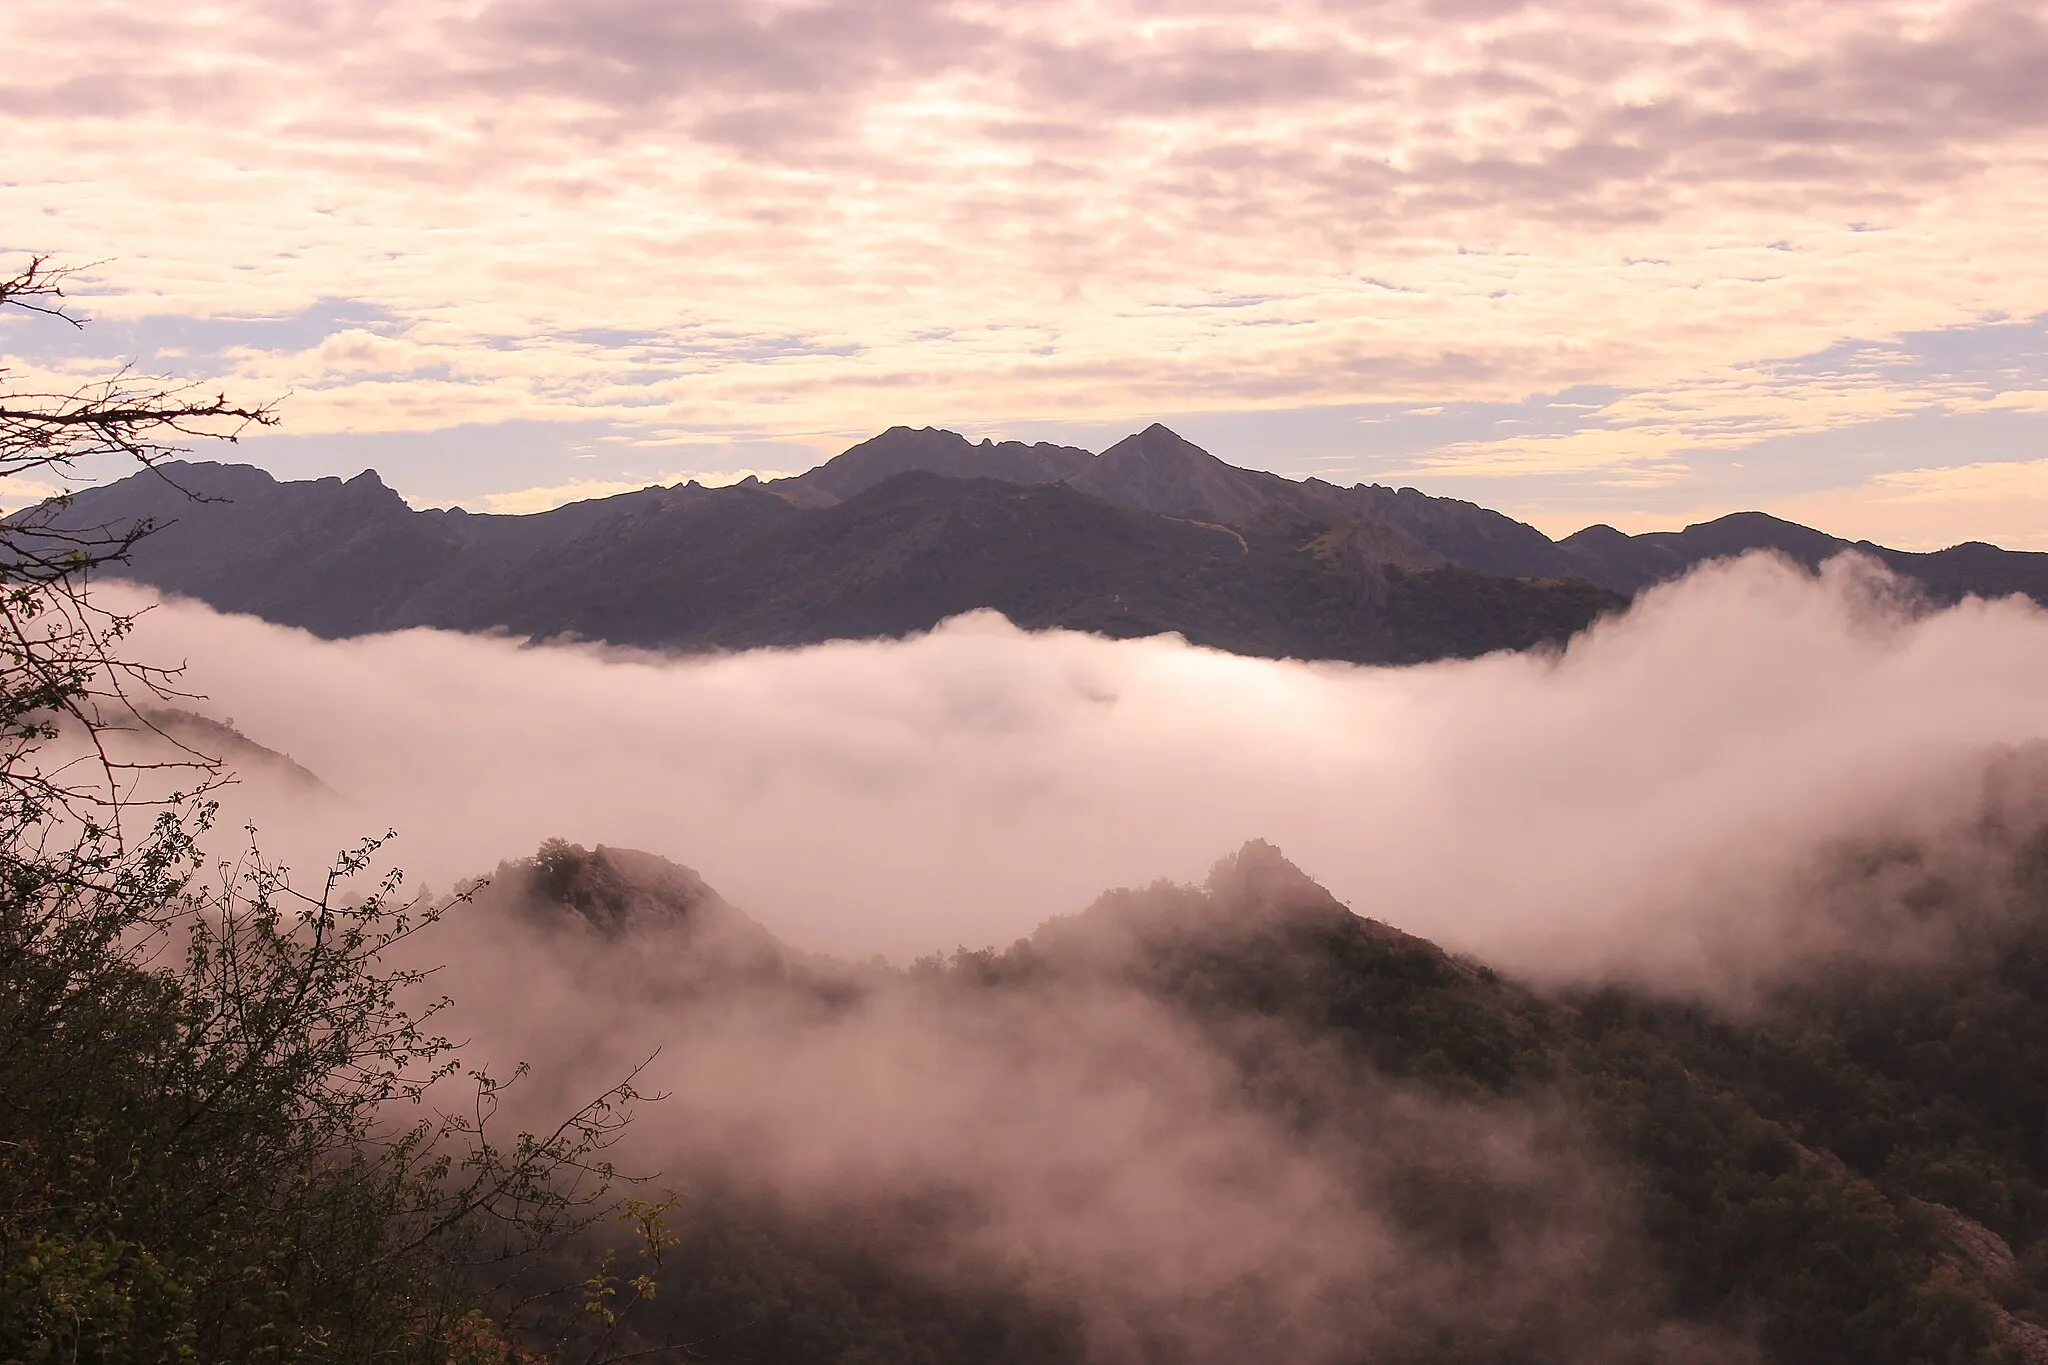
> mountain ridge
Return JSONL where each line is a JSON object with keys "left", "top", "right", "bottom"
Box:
{"left": 31, "top": 422, "right": 2048, "bottom": 661}
{"left": 480, "top": 823, "right": 2048, "bottom": 1365}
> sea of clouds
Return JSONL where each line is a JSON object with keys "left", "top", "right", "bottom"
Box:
{"left": 107, "top": 549, "right": 2048, "bottom": 989}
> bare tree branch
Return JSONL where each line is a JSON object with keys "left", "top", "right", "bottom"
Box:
{"left": 0, "top": 255, "right": 89, "bottom": 327}
{"left": 0, "top": 254, "right": 283, "bottom": 830}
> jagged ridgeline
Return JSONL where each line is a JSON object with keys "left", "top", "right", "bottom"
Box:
{"left": 41, "top": 423, "right": 2048, "bottom": 664}
{"left": 471, "top": 827, "right": 2048, "bottom": 1365}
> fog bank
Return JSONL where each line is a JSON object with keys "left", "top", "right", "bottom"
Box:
{"left": 110, "top": 551, "right": 2048, "bottom": 987}
{"left": 423, "top": 843, "right": 1748, "bottom": 1364}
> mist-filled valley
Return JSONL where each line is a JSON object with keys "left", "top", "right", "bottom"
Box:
{"left": 12, "top": 0, "right": 2048, "bottom": 1354}
{"left": 108, "top": 550, "right": 2048, "bottom": 990}
{"left": 24, "top": 549, "right": 2048, "bottom": 1363}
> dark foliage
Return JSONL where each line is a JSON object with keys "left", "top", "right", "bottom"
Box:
{"left": 0, "top": 258, "right": 642, "bottom": 1365}
{"left": 478, "top": 833, "right": 2048, "bottom": 1365}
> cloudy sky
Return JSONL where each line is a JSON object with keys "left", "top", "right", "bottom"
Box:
{"left": 4, "top": 0, "right": 2047, "bottom": 546}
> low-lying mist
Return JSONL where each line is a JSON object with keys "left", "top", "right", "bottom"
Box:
{"left": 437, "top": 841, "right": 1750, "bottom": 1364}
{"left": 79, "top": 548, "right": 2048, "bottom": 1362}
{"left": 110, "top": 550, "right": 2048, "bottom": 993}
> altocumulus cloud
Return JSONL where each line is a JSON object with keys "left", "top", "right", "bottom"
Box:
{"left": 5, "top": 0, "right": 2048, "bottom": 449}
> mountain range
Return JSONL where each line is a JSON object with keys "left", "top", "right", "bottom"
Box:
{"left": 37, "top": 422, "right": 2048, "bottom": 662}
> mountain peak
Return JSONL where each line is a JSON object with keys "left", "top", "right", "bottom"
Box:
{"left": 772, "top": 426, "right": 1093, "bottom": 505}
{"left": 512, "top": 839, "right": 730, "bottom": 935}
{"left": 1205, "top": 838, "right": 1347, "bottom": 922}
{"left": 337, "top": 468, "right": 410, "bottom": 510}
{"left": 1105, "top": 423, "right": 1215, "bottom": 459}
{"left": 1068, "top": 425, "right": 1287, "bottom": 525}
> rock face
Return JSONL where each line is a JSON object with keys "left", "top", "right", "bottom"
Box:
{"left": 1909, "top": 1200, "right": 2048, "bottom": 1364}
{"left": 2012, "top": 1319, "right": 2048, "bottom": 1365}
{"left": 1915, "top": 1198, "right": 2022, "bottom": 1286}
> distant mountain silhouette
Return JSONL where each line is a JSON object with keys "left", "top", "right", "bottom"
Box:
{"left": 768, "top": 425, "right": 2048, "bottom": 601}
{"left": 1068, "top": 423, "right": 1298, "bottom": 528}
{"left": 32, "top": 423, "right": 2048, "bottom": 661}
{"left": 773, "top": 427, "right": 1094, "bottom": 507}
{"left": 1555, "top": 509, "right": 2048, "bottom": 599}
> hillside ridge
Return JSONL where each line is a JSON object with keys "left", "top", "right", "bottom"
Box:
{"left": 31, "top": 423, "right": 2048, "bottom": 659}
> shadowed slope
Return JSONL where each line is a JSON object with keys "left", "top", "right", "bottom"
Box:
{"left": 51, "top": 462, "right": 1621, "bottom": 662}
{"left": 771, "top": 426, "right": 1094, "bottom": 507}
{"left": 442, "top": 472, "right": 1620, "bottom": 660}
{"left": 478, "top": 829, "right": 2048, "bottom": 1365}
{"left": 37, "top": 423, "right": 2048, "bottom": 660}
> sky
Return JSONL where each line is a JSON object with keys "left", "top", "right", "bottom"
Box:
{"left": 3, "top": 0, "right": 2047, "bottom": 546}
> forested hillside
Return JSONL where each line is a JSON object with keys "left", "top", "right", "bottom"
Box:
{"left": 455, "top": 825, "right": 2048, "bottom": 1365}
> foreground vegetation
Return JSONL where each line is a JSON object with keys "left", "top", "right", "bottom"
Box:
{"left": 0, "top": 258, "right": 642, "bottom": 1363}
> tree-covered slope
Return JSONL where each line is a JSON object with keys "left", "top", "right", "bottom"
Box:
{"left": 472, "top": 828, "right": 2048, "bottom": 1365}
